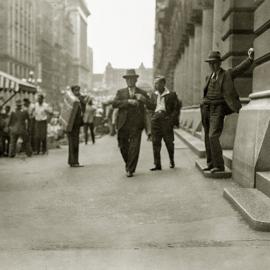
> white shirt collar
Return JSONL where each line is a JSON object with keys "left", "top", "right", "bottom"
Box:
{"left": 155, "top": 88, "right": 170, "bottom": 97}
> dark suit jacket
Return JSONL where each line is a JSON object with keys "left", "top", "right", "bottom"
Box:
{"left": 203, "top": 57, "right": 253, "bottom": 114}
{"left": 152, "top": 91, "right": 179, "bottom": 123}
{"left": 9, "top": 110, "right": 29, "bottom": 134}
{"left": 112, "top": 87, "right": 153, "bottom": 131}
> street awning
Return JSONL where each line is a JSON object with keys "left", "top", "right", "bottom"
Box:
{"left": 0, "top": 71, "right": 37, "bottom": 93}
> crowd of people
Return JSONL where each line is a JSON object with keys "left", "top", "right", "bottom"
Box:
{"left": 1, "top": 47, "right": 254, "bottom": 178}
{"left": 65, "top": 48, "right": 254, "bottom": 179}
{"left": 0, "top": 93, "right": 64, "bottom": 158}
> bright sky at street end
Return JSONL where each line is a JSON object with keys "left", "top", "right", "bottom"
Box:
{"left": 87, "top": 0, "right": 156, "bottom": 73}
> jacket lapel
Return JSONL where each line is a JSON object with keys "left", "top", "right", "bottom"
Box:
{"left": 124, "top": 88, "right": 130, "bottom": 99}
{"left": 217, "top": 68, "right": 225, "bottom": 91}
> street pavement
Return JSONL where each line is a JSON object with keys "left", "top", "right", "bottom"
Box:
{"left": 1, "top": 134, "right": 270, "bottom": 269}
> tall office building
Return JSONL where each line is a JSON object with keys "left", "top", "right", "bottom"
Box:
{"left": 67, "top": 0, "right": 91, "bottom": 91}
{"left": 0, "top": 0, "right": 36, "bottom": 79}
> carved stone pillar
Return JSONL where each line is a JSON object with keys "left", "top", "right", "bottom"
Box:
{"left": 212, "top": 0, "right": 223, "bottom": 51}
{"left": 200, "top": 4, "right": 213, "bottom": 91}
{"left": 186, "top": 35, "right": 194, "bottom": 106}
{"left": 193, "top": 23, "right": 202, "bottom": 105}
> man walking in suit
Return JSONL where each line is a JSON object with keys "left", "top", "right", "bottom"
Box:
{"left": 201, "top": 48, "right": 254, "bottom": 174}
{"left": 67, "top": 85, "right": 84, "bottom": 167}
{"left": 150, "top": 76, "right": 179, "bottom": 171}
{"left": 113, "top": 69, "right": 153, "bottom": 177}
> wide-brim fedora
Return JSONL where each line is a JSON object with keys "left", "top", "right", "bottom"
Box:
{"left": 123, "top": 69, "right": 139, "bottom": 78}
{"left": 205, "top": 51, "right": 222, "bottom": 62}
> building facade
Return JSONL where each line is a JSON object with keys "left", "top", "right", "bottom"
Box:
{"left": 103, "top": 63, "right": 153, "bottom": 92}
{"left": 154, "top": 0, "right": 270, "bottom": 212}
{"left": 0, "top": 0, "right": 36, "bottom": 79}
{"left": 67, "top": 0, "right": 91, "bottom": 92}
{"left": 0, "top": 0, "right": 92, "bottom": 109}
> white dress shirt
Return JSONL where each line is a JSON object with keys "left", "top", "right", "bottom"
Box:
{"left": 34, "top": 102, "right": 52, "bottom": 121}
{"left": 155, "top": 88, "right": 170, "bottom": 112}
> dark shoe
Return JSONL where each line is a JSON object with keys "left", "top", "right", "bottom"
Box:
{"left": 150, "top": 166, "right": 162, "bottom": 171}
{"left": 126, "top": 171, "right": 133, "bottom": 177}
{"left": 170, "top": 162, "right": 175, "bottom": 169}
{"left": 203, "top": 166, "right": 213, "bottom": 171}
{"left": 210, "top": 167, "right": 225, "bottom": 173}
{"left": 70, "top": 164, "right": 84, "bottom": 168}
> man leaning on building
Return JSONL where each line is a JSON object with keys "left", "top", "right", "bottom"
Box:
{"left": 201, "top": 48, "right": 254, "bottom": 174}
{"left": 150, "top": 76, "right": 179, "bottom": 171}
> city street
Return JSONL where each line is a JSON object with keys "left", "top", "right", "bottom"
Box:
{"left": 1, "top": 134, "right": 270, "bottom": 269}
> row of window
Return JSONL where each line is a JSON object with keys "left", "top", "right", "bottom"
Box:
{"left": 7, "top": 61, "right": 32, "bottom": 80}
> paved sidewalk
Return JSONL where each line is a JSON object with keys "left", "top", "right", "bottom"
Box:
{"left": 1, "top": 135, "right": 270, "bottom": 269}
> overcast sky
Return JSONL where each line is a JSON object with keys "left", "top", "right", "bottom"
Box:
{"left": 87, "top": 0, "right": 155, "bottom": 73}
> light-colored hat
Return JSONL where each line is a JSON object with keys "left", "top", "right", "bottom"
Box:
{"left": 123, "top": 69, "right": 139, "bottom": 79}
{"left": 154, "top": 75, "right": 166, "bottom": 83}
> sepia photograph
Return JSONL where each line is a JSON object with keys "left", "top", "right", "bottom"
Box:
{"left": 0, "top": 0, "right": 270, "bottom": 269}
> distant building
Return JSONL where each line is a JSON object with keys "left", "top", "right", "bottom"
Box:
{"left": 67, "top": 0, "right": 91, "bottom": 91}
{"left": 87, "top": 47, "right": 94, "bottom": 89}
{"left": 0, "top": 0, "right": 92, "bottom": 109}
{"left": 93, "top": 74, "right": 104, "bottom": 90}
{"left": 103, "top": 63, "right": 153, "bottom": 92}
{"left": 0, "top": 0, "right": 36, "bottom": 79}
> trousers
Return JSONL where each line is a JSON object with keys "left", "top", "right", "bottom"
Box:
{"left": 117, "top": 124, "right": 142, "bottom": 173}
{"left": 67, "top": 127, "right": 80, "bottom": 165}
{"left": 201, "top": 103, "right": 226, "bottom": 169}
{"left": 84, "top": 123, "right": 95, "bottom": 144}
{"left": 151, "top": 112, "right": 174, "bottom": 167}
{"left": 35, "top": 120, "right": 47, "bottom": 154}
{"left": 9, "top": 132, "right": 32, "bottom": 157}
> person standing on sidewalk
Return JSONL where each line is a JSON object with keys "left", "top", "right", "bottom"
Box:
{"left": 113, "top": 69, "right": 153, "bottom": 178}
{"left": 150, "top": 76, "right": 179, "bottom": 171}
{"left": 83, "top": 98, "right": 96, "bottom": 145}
{"left": 201, "top": 48, "right": 254, "bottom": 174}
{"left": 8, "top": 100, "right": 32, "bottom": 157}
{"left": 67, "top": 85, "right": 84, "bottom": 167}
{"left": 33, "top": 94, "right": 52, "bottom": 154}
{"left": 0, "top": 105, "right": 11, "bottom": 156}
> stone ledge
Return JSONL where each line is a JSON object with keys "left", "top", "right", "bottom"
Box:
{"left": 223, "top": 150, "right": 233, "bottom": 170}
{"left": 195, "top": 159, "right": 232, "bottom": 179}
{"left": 174, "top": 129, "right": 205, "bottom": 158}
{"left": 224, "top": 187, "right": 270, "bottom": 231}
{"left": 256, "top": 172, "right": 270, "bottom": 198}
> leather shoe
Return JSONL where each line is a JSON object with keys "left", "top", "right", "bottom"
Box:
{"left": 170, "top": 162, "right": 175, "bottom": 169}
{"left": 70, "top": 164, "right": 84, "bottom": 168}
{"left": 203, "top": 166, "right": 213, "bottom": 171}
{"left": 126, "top": 171, "right": 133, "bottom": 177}
{"left": 210, "top": 167, "right": 225, "bottom": 173}
{"left": 150, "top": 166, "right": 162, "bottom": 171}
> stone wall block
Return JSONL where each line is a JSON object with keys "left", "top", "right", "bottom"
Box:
{"left": 220, "top": 113, "right": 239, "bottom": 149}
{"left": 222, "top": 11, "right": 254, "bottom": 37}
{"left": 253, "top": 61, "right": 270, "bottom": 93}
{"left": 254, "top": 28, "right": 270, "bottom": 60}
{"left": 232, "top": 93, "right": 270, "bottom": 188}
{"left": 254, "top": 0, "right": 270, "bottom": 32}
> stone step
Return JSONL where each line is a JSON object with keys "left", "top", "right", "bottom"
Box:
{"left": 194, "top": 131, "right": 202, "bottom": 140}
{"left": 224, "top": 187, "right": 270, "bottom": 231}
{"left": 174, "top": 129, "right": 205, "bottom": 158}
{"left": 223, "top": 150, "right": 233, "bottom": 170}
{"left": 256, "top": 172, "right": 270, "bottom": 198}
{"left": 195, "top": 159, "right": 232, "bottom": 179}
